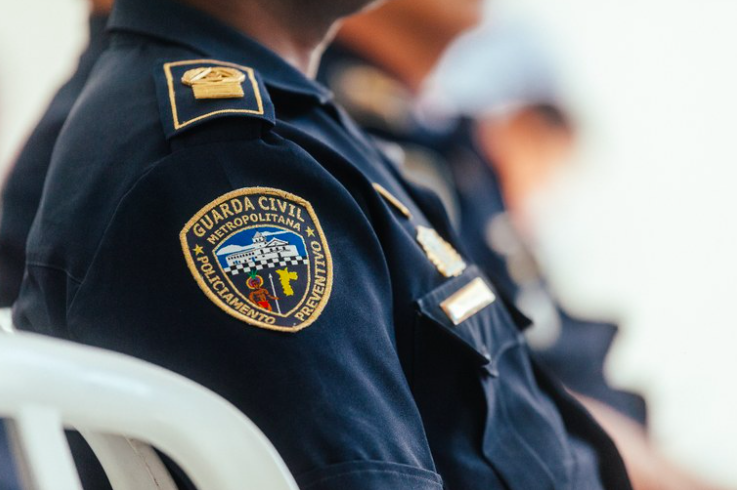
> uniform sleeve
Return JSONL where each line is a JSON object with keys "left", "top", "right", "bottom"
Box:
{"left": 62, "top": 135, "right": 444, "bottom": 490}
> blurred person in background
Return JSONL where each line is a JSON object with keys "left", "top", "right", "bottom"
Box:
{"left": 0, "top": 0, "right": 113, "bottom": 308}
{"left": 0, "top": 1, "right": 114, "bottom": 487}
{"left": 321, "top": 0, "right": 644, "bottom": 422}
{"left": 430, "top": 22, "right": 734, "bottom": 490}
{"left": 320, "top": 3, "right": 729, "bottom": 489}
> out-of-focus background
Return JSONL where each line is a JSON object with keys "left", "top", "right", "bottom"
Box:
{"left": 0, "top": 1, "right": 88, "bottom": 176}
{"left": 480, "top": 1, "right": 737, "bottom": 487}
{"left": 1, "top": 0, "right": 736, "bottom": 486}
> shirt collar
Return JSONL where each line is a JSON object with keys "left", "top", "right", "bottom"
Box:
{"left": 108, "top": 0, "right": 332, "bottom": 103}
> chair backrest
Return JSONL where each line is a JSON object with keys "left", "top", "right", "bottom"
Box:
{"left": 0, "top": 331, "right": 299, "bottom": 490}
{"left": 0, "top": 308, "right": 13, "bottom": 334}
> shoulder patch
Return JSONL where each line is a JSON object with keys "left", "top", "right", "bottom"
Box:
{"left": 180, "top": 188, "right": 333, "bottom": 333}
{"left": 155, "top": 59, "right": 276, "bottom": 139}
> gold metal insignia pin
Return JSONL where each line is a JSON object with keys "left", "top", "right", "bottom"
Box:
{"left": 440, "top": 278, "right": 496, "bottom": 325}
{"left": 181, "top": 66, "right": 247, "bottom": 100}
{"left": 416, "top": 226, "right": 467, "bottom": 278}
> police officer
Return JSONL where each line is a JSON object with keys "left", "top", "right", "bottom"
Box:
{"left": 13, "top": 0, "right": 631, "bottom": 489}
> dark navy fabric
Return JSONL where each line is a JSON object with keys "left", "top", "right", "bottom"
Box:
{"left": 154, "top": 61, "right": 276, "bottom": 139}
{"left": 0, "top": 420, "right": 19, "bottom": 490}
{"left": 0, "top": 15, "right": 109, "bottom": 307}
{"left": 319, "top": 44, "right": 647, "bottom": 426}
{"left": 13, "top": 0, "right": 631, "bottom": 488}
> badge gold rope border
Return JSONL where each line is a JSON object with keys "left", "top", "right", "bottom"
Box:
{"left": 180, "top": 187, "right": 333, "bottom": 333}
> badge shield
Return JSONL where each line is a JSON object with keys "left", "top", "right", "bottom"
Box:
{"left": 216, "top": 227, "right": 309, "bottom": 316}
{"left": 181, "top": 188, "right": 333, "bottom": 332}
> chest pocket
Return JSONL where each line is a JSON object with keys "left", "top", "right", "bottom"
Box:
{"left": 415, "top": 266, "right": 575, "bottom": 490}
{"left": 416, "top": 266, "right": 521, "bottom": 373}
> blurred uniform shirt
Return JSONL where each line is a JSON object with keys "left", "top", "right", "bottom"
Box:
{"left": 0, "top": 14, "right": 109, "bottom": 307}
{"left": 319, "top": 42, "right": 647, "bottom": 425}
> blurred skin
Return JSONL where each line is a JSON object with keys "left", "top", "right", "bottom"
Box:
{"left": 87, "top": 0, "right": 382, "bottom": 75}
{"left": 580, "top": 396, "right": 729, "bottom": 490}
{"left": 338, "top": 0, "right": 484, "bottom": 91}
{"left": 337, "top": 2, "right": 732, "bottom": 489}
{"left": 475, "top": 107, "right": 575, "bottom": 238}
{"left": 182, "top": 0, "right": 383, "bottom": 75}
{"left": 90, "top": 0, "right": 115, "bottom": 14}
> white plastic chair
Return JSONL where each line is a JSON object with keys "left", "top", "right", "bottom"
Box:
{"left": 0, "top": 307, "right": 13, "bottom": 334}
{"left": 0, "top": 328, "right": 299, "bottom": 490}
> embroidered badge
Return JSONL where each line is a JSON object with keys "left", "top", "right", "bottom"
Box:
{"left": 181, "top": 188, "right": 333, "bottom": 332}
{"left": 416, "top": 226, "right": 467, "bottom": 278}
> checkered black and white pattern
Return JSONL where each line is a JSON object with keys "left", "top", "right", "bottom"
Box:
{"left": 224, "top": 256, "right": 308, "bottom": 276}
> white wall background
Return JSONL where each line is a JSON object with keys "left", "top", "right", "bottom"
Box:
{"left": 0, "top": 0, "right": 88, "bottom": 181}
{"left": 1, "top": 0, "right": 736, "bottom": 487}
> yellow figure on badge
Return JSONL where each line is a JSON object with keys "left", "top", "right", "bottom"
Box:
{"left": 276, "top": 268, "right": 298, "bottom": 296}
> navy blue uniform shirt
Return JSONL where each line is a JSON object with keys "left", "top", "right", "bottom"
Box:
{"left": 14, "top": 0, "right": 632, "bottom": 488}
{"left": 319, "top": 44, "right": 647, "bottom": 426}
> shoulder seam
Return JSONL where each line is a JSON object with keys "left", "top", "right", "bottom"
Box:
{"left": 25, "top": 261, "right": 84, "bottom": 286}
{"left": 66, "top": 160, "right": 163, "bottom": 315}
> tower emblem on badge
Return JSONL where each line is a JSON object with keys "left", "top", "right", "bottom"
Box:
{"left": 180, "top": 188, "right": 333, "bottom": 332}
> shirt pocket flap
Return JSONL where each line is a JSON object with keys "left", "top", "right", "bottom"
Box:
{"left": 416, "top": 266, "right": 522, "bottom": 370}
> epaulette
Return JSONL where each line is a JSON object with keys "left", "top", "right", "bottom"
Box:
{"left": 155, "top": 59, "right": 276, "bottom": 139}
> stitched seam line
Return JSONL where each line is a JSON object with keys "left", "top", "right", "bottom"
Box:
{"left": 25, "top": 261, "right": 84, "bottom": 286}
{"left": 66, "top": 160, "right": 163, "bottom": 316}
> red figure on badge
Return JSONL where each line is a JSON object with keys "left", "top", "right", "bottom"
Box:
{"left": 246, "top": 274, "right": 279, "bottom": 311}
